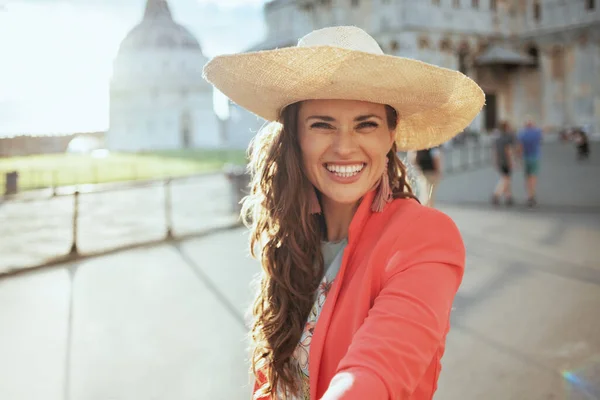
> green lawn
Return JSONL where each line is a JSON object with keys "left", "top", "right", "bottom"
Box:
{"left": 0, "top": 149, "right": 247, "bottom": 193}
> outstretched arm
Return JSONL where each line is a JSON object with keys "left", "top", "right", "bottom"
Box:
{"left": 320, "top": 210, "right": 465, "bottom": 400}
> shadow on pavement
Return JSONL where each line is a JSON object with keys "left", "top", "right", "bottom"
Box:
{"left": 171, "top": 242, "right": 248, "bottom": 329}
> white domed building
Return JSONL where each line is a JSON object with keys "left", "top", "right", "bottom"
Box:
{"left": 107, "top": 0, "right": 221, "bottom": 152}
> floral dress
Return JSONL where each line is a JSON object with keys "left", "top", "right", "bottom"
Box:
{"left": 280, "top": 239, "right": 347, "bottom": 400}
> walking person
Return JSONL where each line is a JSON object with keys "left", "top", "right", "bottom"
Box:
{"left": 491, "top": 121, "right": 516, "bottom": 206}
{"left": 572, "top": 127, "right": 590, "bottom": 161}
{"left": 517, "top": 117, "right": 543, "bottom": 208}
{"left": 412, "top": 147, "right": 443, "bottom": 207}
{"left": 203, "top": 26, "right": 484, "bottom": 400}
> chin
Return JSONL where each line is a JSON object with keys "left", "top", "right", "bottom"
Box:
{"left": 321, "top": 187, "right": 368, "bottom": 206}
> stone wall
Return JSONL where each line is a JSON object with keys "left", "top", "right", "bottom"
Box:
{"left": 0, "top": 132, "right": 105, "bottom": 158}
{"left": 508, "top": 26, "right": 600, "bottom": 132}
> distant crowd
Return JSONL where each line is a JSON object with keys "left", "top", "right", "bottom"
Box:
{"left": 408, "top": 118, "right": 592, "bottom": 209}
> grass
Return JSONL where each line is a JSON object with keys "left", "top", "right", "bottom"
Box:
{"left": 0, "top": 149, "right": 247, "bottom": 193}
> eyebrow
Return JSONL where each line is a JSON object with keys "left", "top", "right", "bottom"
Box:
{"left": 305, "top": 114, "right": 383, "bottom": 122}
{"left": 355, "top": 114, "right": 383, "bottom": 122}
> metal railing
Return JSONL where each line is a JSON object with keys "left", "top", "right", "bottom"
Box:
{"left": 442, "top": 140, "right": 493, "bottom": 173}
{"left": 398, "top": 140, "right": 493, "bottom": 175}
{"left": 0, "top": 172, "right": 244, "bottom": 275}
{"left": 0, "top": 162, "right": 213, "bottom": 196}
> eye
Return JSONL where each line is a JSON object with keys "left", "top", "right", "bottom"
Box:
{"left": 357, "top": 121, "right": 379, "bottom": 130}
{"left": 310, "top": 122, "right": 334, "bottom": 129}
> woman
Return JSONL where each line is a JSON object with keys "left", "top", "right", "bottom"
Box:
{"left": 572, "top": 127, "right": 590, "bottom": 161}
{"left": 204, "top": 26, "right": 484, "bottom": 400}
{"left": 411, "top": 146, "right": 444, "bottom": 207}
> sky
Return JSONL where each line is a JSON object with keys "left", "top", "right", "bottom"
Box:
{"left": 0, "top": 0, "right": 268, "bottom": 136}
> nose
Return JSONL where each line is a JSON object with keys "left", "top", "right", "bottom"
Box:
{"left": 332, "top": 128, "right": 357, "bottom": 157}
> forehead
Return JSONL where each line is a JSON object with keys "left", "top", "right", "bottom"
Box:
{"left": 298, "top": 99, "right": 386, "bottom": 117}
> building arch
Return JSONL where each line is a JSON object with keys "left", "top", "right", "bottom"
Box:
{"left": 524, "top": 42, "right": 540, "bottom": 67}
{"left": 418, "top": 35, "right": 431, "bottom": 50}
{"left": 440, "top": 37, "right": 454, "bottom": 53}
{"left": 457, "top": 42, "right": 470, "bottom": 74}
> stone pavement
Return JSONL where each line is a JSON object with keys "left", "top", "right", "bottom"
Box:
{"left": 0, "top": 205, "right": 598, "bottom": 400}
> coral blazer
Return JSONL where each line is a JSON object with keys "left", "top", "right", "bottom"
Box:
{"left": 254, "top": 190, "right": 465, "bottom": 400}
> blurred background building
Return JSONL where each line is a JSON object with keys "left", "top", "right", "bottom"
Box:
{"left": 107, "top": 0, "right": 221, "bottom": 152}
{"left": 230, "top": 0, "right": 600, "bottom": 140}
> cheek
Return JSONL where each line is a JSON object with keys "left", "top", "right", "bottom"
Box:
{"left": 364, "top": 137, "right": 392, "bottom": 169}
{"left": 299, "top": 134, "right": 326, "bottom": 172}
{"left": 300, "top": 143, "right": 318, "bottom": 167}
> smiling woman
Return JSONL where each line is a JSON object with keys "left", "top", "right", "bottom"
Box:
{"left": 204, "top": 25, "right": 484, "bottom": 400}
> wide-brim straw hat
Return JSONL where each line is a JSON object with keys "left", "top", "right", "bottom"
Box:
{"left": 203, "top": 26, "right": 485, "bottom": 151}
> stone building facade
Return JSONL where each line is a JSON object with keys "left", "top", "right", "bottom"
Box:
{"left": 235, "top": 0, "right": 599, "bottom": 136}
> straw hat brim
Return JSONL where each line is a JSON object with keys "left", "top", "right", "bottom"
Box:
{"left": 203, "top": 46, "right": 485, "bottom": 151}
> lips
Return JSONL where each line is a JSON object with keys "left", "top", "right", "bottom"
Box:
{"left": 324, "top": 163, "right": 366, "bottom": 178}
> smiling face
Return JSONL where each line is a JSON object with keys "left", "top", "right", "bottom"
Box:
{"left": 297, "top": 99, "right": 396, "bottom": 208}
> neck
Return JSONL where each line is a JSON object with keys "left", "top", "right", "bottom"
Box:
{"left": 321, "top": 197, "right": 359, "bottom": 242}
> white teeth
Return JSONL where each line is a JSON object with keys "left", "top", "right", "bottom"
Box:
{"left": 325, "top": 163, "right": 365, "bottom": 177}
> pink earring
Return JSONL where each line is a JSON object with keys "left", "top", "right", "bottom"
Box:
{"left": 371, "top": 158, "right": 392, "bottom": 213}
{"left": 309, "top": 186, "right": 322, "bottom": 214}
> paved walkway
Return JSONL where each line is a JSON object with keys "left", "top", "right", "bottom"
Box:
{"left": 434, "top": 141, "right": 600, "bottom": 210}
{"left": 1, "top": 205, "right": 598, "bottom": 400}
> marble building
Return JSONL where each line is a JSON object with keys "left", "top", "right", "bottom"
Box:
{"left": 230, "top": 0, "right": 599, "bottom": 139}
{"left": 107, "top": 0, "right": 221, "bottom": 152}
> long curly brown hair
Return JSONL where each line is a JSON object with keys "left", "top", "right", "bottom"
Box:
{"left": 242, "top": 102, "right": 416, "bottom": 398}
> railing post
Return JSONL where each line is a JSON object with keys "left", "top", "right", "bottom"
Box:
{"left": 52, "top": 170, "right": 58, "bottom": 197}
{"left": 468, "top": 142, "right": 473, "bottom": 169}
{"left": 69, "top": 190, "right": 79, "bottom": 255}
{"left": 441, "top": 147, "right": 447, "bottom": 174}
{"left": 482, "top": 141, "right": 488, "bottom": 166}
{"left": 481, "top": 141, "right": 486, "bottom": 167}
{"left": 164, "top": 178, "right": 173, "bottom": 239}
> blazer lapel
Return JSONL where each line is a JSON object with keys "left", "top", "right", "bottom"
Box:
{"left": 309, "top": 191, "right": 375, "bottom": 399}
